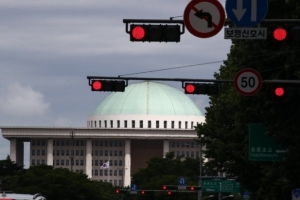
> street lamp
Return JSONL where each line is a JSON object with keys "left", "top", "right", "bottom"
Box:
{"left": 202, "top": 195, "right": 214, "bottom": 200}
{"left": 220, "top": 195, "right": 233, "bottom": 200}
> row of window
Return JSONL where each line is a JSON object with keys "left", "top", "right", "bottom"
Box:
{"left": 174, "top": 151, "right": 200, "bottom": 158}
{"left": 50, "top": 159, "right": 124, "bottom": 167}
{"left": 93, "top": 169, "right": 123, "bottom": 176}
{"left": 98, "top": 179, "right": 122, "bottom": 186}
{"left": 32, "top": 149, "right": 124, "bottom": 157}
{"left": 32, "top": 140, "right": 125, "bottom": 147}
{"left": 170, "top": 141, "right": 200, "bottom": 148}
{"left": 31, "top": 159, "right": 46, "bottom": 165}
{"left": 89, "top": 120, "right": 197, "bottom": 129}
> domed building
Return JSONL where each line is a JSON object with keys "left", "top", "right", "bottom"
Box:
{"left": 1, "top": 81, "right": 205, "bottom": 186}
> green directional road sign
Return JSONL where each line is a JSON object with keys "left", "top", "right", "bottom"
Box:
{"left": 202, "top": 179, "right": 240, "bottom": 193}
{"left": 248, "top": 123, "right": 287, "bottom": 161}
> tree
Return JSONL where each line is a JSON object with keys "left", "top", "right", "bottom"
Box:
{"left": 196, "top": 1, "right": 300, "bottom": 199}
{"left": 2, "top": 165, "right": 118, "bottom": 200}
{"left": 0, "top": 155, "right": 24, "bottom": 177}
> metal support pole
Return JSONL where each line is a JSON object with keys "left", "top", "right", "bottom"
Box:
{"left": 198, "top": 143, "right": 202, "bottom": 200}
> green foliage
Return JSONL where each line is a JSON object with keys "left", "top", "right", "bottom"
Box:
{"left": 0, "top": 155, "right": 24, "bottom": 178}
{"left": 196, "top": 1, "right": 300, "bottom": 200}
{"left": 2, "top": 165, "right": 118, "bottom": 200}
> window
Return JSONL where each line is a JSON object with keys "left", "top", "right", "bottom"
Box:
{"left": 61, "top": 160, "right": 65, "bottom": 166}
{"left": 104, "top": 120, "right": 107, "bottom": 128}
{"left": 32, "top": 149, "right": 35, "bottom": 156}
{"left": 56, "top": 160, "right": 60, "bottom": 166}
{"left": 81, "top": 150, "right": 84, "bottom": 156}
{"left": 119, "top": 150, "right": 123, "bottom": 156}
{"left": 114, "top": 179, "right": 117, "bottom": 185}
{"left": 109, "top": 141, "right": 113, "bottom": 147}
{"left": 76, "top": 160, "right": 79, "bottom": 166}
{"left": 66, "top": 140, "right": 70, "bottom": 146}
{"left": 81, "top": 140, "right": 85, "bottom": 146}
{"left": 66, "top": 150, "right": 70, "bottom": 156}
{"left": 185, "top": 121, "right": 188, "bottom": 129}
{"left": 95, "top": 121, "right": 97, "bottom": 128}
{"left": 196, "top": 151, "right": 200, "bottom": 158}
{"left": 99, "top": 120, "right": 101, "bottom": 128}
{"left": 164, "top": 121, "right": 167, "bottom": 128}
{"left": 119, "top": 170, "right": 123, "bottom": 176}
{"left": 124, "top": 120, "right": 127, "bottom": 128}
{"left": 66, "top": 160, "right": 69, "bottom": 166}
{"left": 42, "top": 140, "right": 46, "bottom": 146}
{"left": 119, "top": 160, "right": 123, "bottom": 166}
{"left": 100, "top": 140, "right": 103, "bottom": 146}
{"left": 41, "top": 160, "right": 45, "bottom": 165}
{"left": 32, "top": 159, "right": 35, "bottom": 165}
{"left": 53, "top": 150, "right": 55, "bottom": 156}
{"left": 80, "top": 160, "right": 84, "bottom": 166}
{"left": 117, "top": 120, "right": 120, "bottom": 128}
{"left": 100, "top": 150, "right": 103, "bottom": 156}
{"left": 105, "top": 141, "right": 108, "bottom": 147}
{"left": 100, "top": 170, "right": 103, "bottom": 176}
{"left": 186, "top": 151, "right": 190, "bottom": 157}
{"left": 56, "top": 150, "right": 59, "bottom": 156}
{"left": 110, "top": 150, "right": 113, "bottom": 156}
{"left": 148, "top": 120, "right": 151, "bottom": 128}
{"left": 156, "top": 120, "right": 159, "bottom": 128}
{"left": 119, "top": 141, "right": 123, "bottom": 147}
{"left": 104, "top": 170, "right": 108, "bottom": 176}
{"left": 191, "top": 151, "right": 195, "bottom": 158}
{"left": 110, "top": 120, "right": 113, "bottom": 128}
{"left": 114, "top": 141, "right": 118, "bottom": 147}
{"left": 32, "top": 140, "right": 35, "bottom": 146}
{"left": 61, "top": 140, "right": 65, "bottom": 146}
{"left": 91, "top": 121, "right": 93, "bottom": 128}
{"left": 75, "top": 150, "right": 79, "bottom": 156}
{"left": 109, "top": 170, "right": 112, "bottom": 176}
{"left": 132, "top": 120, "right": 135, "bottom": 128}
{"left": 95, "top": 150, "right": 98, "bottom": 156}
{"left": 105, "top": 150, "right": 108, "bottom": 156}
{"left": 37, "top": 140, "right": 41, "bottom": 146}
{"left": 110, "top": 160, "right": 113, "bottom": 166}
{"left": 119, "top": 180, "right": 122, "bottom": 186}
{"left": 95, "top": 170, "right": 98, "bottom": 176}
{"left": 95, "top": 160, "right": 99, "bottom": 166}
{"left": 61, "top": 150, "right": 64, "bottom": 156}
{"left": 114, "top": 160, "right": 118, "bottom": 166}
{"left": 179, "top": 121, "right": 181, "bottom": 129}
{"left": 37, "top": 159, "right": 40, "bottom": 165}
{"left": 42, "top": 150, "right": 45, "bottom": 156}
{"left": 140, "top": 120, "right": 143, "bottom": 128}
{"left": 114, "top": 150, "right": 118, "bottom": 156}
{"left": 171, "top": 121, "right": 174, "bottom": 128}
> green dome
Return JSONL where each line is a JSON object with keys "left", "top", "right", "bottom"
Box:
{"left": 93, "top": 81, "right": 202, "bottom": 116}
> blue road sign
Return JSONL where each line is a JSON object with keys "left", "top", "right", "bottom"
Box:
{"left": 178, "top": 177, "right": 186, "bottom": 186}
{"left": 130, "top": 184, "right": 137, "bottom": 191}
{"left": 225, "top": 0, "right": 268, "bottom": 27}
{"left": 293, "top": 189, "right": 300, "bottom": 199}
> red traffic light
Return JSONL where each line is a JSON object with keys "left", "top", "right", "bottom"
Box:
{"left": 273, "top": 27, "right": 287, "bottom": 41}
{"left": 275, "top": 87, "right": 285, "bottom": 97}
{"left": 190, "top": 186, "right": 195, "bottom": 191}
{"left": 131, "top": 26, "right": 146, "bottom": 40}
{"left": 185, "top": 84, "right": 195, "bottom": 94}
{"left": 92, "top": 80, "right": 102, "bottom": 91}
{"left": 167, "top": 191, "right": 172, "bottom": 195}
{"left": 163, "top": 185, "right": 167, "bottom": 190}
{"left": 141, "top": 190, "right": 145, "bottom": 195}
{"left": 116, "top": 189, "right": 120, "bottom": 194}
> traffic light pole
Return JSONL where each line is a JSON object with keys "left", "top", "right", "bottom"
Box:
{"left": 198, "top": 143, "right": 202, "bottom": 200}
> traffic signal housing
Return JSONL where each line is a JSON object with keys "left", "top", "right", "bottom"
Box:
{"left": 184, "top": 83, "right": 219, "bottom": 95}
{"left": 115, "top": 189, "right": 128, "bottom": 194}
{"left": 91, "top": 80, "right": 126, "bottom": 92}
{"left": 271, "top": 25, "right": 300, "bottom": 43}
{"left": 273, "top": 85, "right": 300, "bottom": 98}
{"left": 188, "top": 186, "right": 201, "bottom": 191}
{"left": 130, "top": 24, "right": 181, "bottom": 42}
{"left": 123, "top": 19, "right": 184, "bottom": 43}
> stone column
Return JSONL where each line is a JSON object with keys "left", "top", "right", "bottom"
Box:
{"left": 124, "top": 139, "right": 131, "bottom": 187}
{"left": 85, "top": 139, "right": 92, "bottom": 178}
{"left": 47, "top": 139, "right": 53, "bottom": 166}
{"left": 10, "top": 138, "right": 24, "bottom": 166}
{"left": 163, "top": 140, "right": 169, "bottom": 158}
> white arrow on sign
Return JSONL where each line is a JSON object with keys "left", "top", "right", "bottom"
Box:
{"left": 232, "top": 0, "right": 246, "bottom": 21}
{"left": 232, "top": 0, "right": 258, "bottom": 22}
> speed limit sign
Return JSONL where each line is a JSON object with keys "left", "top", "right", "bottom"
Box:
{"left": 234, "top": 68, "right": 262, "bottom": 96}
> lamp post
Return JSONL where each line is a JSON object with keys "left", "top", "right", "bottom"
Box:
{"left": 198, "top": 143, "right": 202, "bottom": 200}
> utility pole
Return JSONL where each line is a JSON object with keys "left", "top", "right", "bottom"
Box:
{"left": 70, "top": 130, "right": 75, "bottom": 172}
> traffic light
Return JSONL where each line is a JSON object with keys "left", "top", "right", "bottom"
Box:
{"left": 271, "top": 25, "right": 300, "bottom": 43}
{"left": 91, "top": 80, "right": 126, "bottom": 92}
{"left": 116, "top": 189, "right": 128, "bottom": 194}
{"left": 141, "top": 190, "right": 145, "bottom": 195}
{"left": 187, "top": 186, "right": 201, "bottom": 191}
{"left": 184, "top": 83, "right": 219, "bottom": 95}
{"left": 130, "top": 24, "right": 181, "bottom": 42}
{"left": 167, "top": 191, "right": 172, "bottom": 195}
{"left": 273, "top": 85, "right": 300, "bottom": 98}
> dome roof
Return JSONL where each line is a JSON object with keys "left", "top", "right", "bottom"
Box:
{"left": 93, "top": 81, "right": 202, "bottom": 116}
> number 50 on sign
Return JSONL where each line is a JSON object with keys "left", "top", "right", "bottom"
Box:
{"left": 234, "top": 68, "right": 262, "bottom": 96}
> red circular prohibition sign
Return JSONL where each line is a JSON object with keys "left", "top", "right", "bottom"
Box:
{"left": 234, "top": 68, "right": 262, "bottom": 96}
{"left": 184, "top": 0, "right": 225, "bottom": 38}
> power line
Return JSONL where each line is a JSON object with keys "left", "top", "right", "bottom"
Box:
{"left": 118, "top": 49, "right": 300, "bottom": 77}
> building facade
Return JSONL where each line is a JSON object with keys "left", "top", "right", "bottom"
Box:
{"left": 1, "top": 81, "right": 205, "bottom": 187}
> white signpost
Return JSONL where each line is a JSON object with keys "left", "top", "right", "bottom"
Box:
{"left": 234, "top": 68, "right": 262, "bottom": 96}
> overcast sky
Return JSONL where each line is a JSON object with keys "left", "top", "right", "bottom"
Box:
{"left": 0, "top": 0, "right": 231, "bottom": 167}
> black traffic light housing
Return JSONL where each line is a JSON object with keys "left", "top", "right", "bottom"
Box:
{"left": 270, "top": 25, "right": 300, "bottom": 44}
{"left": 116, "top": 189, "right": 128, "bottom": 194}
{"left": 273, "top": 85, "right": 300, "bottom": 98}
{"left": 124, "top": 19, "right": 185, "bottom": 43}
{"left": 184, "top": 83, "right": 219, "bottom": 95}
{"left": 188, "top": 186, "right": 201, "bottom": 191}
{"left": 90, "top": 80, "right": 126, "bottom": 92}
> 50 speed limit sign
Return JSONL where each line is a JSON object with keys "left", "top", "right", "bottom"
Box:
{"left": 234, "top": 68, "right": 262, "bottom": 96}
